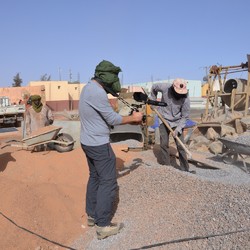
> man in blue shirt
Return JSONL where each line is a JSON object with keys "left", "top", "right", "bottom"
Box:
{"left": 79, "top": 60, "right": 143, "bottom": 240}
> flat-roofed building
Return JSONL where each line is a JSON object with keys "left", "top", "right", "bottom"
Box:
{"left": 29, "top": 81, "right": 85, "bottom": 111}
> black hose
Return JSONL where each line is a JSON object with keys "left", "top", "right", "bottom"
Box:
{"left": 130, "top": 227, "right": 250, "bottom": 249}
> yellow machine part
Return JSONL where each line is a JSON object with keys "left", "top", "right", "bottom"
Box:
{"left": 146, "top": 104, "right": 155, "bottom": 126}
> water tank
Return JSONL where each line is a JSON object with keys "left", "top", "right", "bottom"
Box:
{"left": 222, "top": 78, "right": 249, "bottom": 111}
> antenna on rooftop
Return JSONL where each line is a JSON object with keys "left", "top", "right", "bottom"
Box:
{"left": 69, "top": 69, "right": 72, "bottom": 82}
{"left": 58, "top": 67, "right": 62, "bottom": 81}
{"left": 77, "top": 72, "right": 80, "bottom": 82}
{"left": 121, "top": 73, "right": 123, "bottom": 85}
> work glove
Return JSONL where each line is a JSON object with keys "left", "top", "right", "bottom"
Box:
{"left": 45, "top": 119, "right": 54, "bottom": 126}
{"left": 173, "top": 129, "right": 179, "bottom": 138}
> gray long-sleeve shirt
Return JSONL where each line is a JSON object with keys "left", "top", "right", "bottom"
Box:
{"left": 150, "top": 83, "right": 190, "bottom": 134}
{"left": 79, "top": 80, "right": 123, "bottom": 146}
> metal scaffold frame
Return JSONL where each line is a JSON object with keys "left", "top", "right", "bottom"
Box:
{"left": 202, "top": 54, "right": 250, "bottom": 123}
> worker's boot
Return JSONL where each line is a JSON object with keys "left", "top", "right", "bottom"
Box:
{"left": 180, "top": 165, "right": 196, "bottom": 174}
{"left": 188, "top": 170, "right": 196, "bottom": 174}
{"left": 87, "top": 216, "right": 95, "bottom": 227}
{"left": 95, "top": 223, "right": 122, "bottom": 240}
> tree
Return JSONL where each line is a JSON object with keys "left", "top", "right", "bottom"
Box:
{"left": 12, "top": 73, "right": 22, "bottom": 87}
{"left": 40, "top": 74, "right": 51, "bottom": 81}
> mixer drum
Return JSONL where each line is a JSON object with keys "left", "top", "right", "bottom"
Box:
{"left": 222, "top": 78, "right": 249, "bottom": 111}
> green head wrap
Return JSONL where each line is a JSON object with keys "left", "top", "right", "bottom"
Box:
{"left": 29, "top": 95, "right": 43, "bottom": 113}
{"left": 94, "top": 60, "right": 122, "bottom": 94}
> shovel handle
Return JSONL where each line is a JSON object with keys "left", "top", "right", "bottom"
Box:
{"left": 154, "top": 109, "right": 192, "bottom": 159}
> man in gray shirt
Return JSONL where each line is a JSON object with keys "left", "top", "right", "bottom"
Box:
{"left": 79, "top": 60, "right": 143, "bottom": 240}
{"left": 150, "top": 78, "right": 192, "bottom": 173}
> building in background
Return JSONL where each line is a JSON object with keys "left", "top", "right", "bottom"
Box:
{"left": 0, "top": 78, "right": 203, "bottom": 113}
{"left": 122, "top": 79, "right": 202, "bottom": 97}
{"left": 0, "top": 85, "right": 45, "bottom": 105}
{"left": 122, "top": 79, "right": 205, "bottom": 109}
{"left": 29, "top": 81, "right": 85, "bottom": 111}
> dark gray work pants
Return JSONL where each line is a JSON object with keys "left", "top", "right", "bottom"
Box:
{"left": 159, "top": 123, "right": 189, "bottom": 171}
{"left": 81, "top": 143, "right": 118, "bottom": 227}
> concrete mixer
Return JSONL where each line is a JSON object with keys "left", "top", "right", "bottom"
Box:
{"left": 222, "top": 78, "right": 249, "bottom": 111}
{"left": 202, "top": 55, "right": 250, "bottom": 123}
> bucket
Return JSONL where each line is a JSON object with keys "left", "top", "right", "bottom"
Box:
{"left": 222, "top": 78, "right": 248, "bottom": 111}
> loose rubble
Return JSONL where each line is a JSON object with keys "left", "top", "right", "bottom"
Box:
{"left": 71, "top": 141, "right": 250, "bottom": 250}
{"left": 72, "top": 112, "right": 250, "bottom": 249}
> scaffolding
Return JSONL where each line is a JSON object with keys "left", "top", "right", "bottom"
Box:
{"left": 202, "top": 54, "right": 250, "bottom": 123}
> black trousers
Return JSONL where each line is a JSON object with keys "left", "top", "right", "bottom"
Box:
{"left": 159, "top": 123, "right": 189, "bottom": 171}
{"left": 81, "top": 143, "right": 118, "bottom": 227}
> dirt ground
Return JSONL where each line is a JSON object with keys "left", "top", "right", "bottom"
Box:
{"left": 0, "top": 127, "right": 138, "bottom": 250}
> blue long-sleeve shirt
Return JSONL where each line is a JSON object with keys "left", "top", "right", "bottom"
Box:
{"left": 150, "top": 83, "right": 190, "bottom": 134}
{"left": 79, "top": 80, "right": 123, "bottom": 146}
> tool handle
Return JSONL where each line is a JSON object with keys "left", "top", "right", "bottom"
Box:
{"left": 154, "top": 109, "right": 192, "bottom": 159}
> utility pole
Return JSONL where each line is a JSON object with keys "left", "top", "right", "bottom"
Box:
{"left": 200, "top": 66, "right": 209, "bottom": 82}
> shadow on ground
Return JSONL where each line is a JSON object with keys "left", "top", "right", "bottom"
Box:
{"left": 0, "top": 152, "right": 16, "bottom": 172}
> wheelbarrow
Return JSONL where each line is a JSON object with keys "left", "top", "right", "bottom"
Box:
{"left": 218, "top": 137, "right": 250, "bottom": 172}
{"left": 1, "top": 125, "right": 75, "bottom": 153}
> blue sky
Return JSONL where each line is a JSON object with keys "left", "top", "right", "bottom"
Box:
{"left": 1, "top": 0, "right": 249, "bottom": 87}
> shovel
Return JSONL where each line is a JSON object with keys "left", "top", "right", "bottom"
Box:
{"left": 154, "top": 109, "right": 192, "bottom": 159}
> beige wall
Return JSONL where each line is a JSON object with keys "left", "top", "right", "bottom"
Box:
{"left": 29, "top": 81, "right": 86, "bottom": 111}
{"left": 29, "top": 81, "right": 85, "bottom": 101}
{"left": 0, "top": 86, "right": 45, "bottom": 104}
{"left": 202, "top": 83, "right": 209, "bottom": 97}
{"left": 68, "top": 83, "right": 85, "bottom": 101}
{"left": 29, "top": 81, "right": 67, "bottom": 101}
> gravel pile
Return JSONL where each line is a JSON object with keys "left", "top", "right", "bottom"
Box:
{"left": 71, "top": 143, "right": 250, "bottom": 250}
{"left": 236, "top": 135, "right": 250, "bottom": 146}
